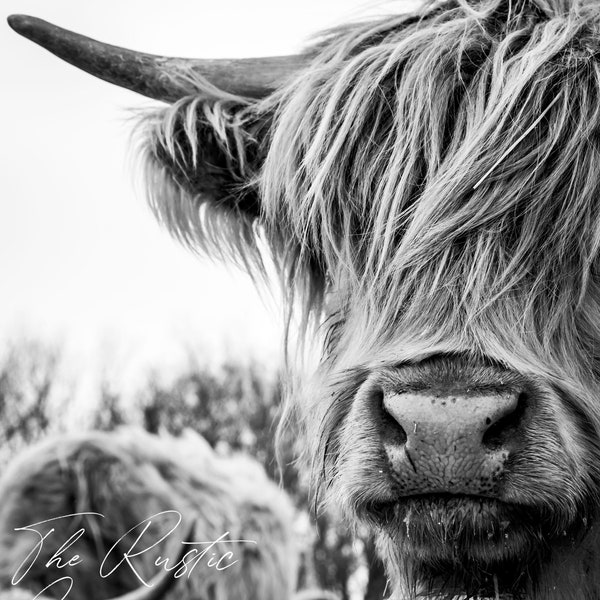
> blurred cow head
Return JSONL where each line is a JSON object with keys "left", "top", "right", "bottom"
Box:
{"left": 0, "top": 429, "right": 297, "bottom": 600}
{"left": 9, "top": 1, "right": 600, "bottom": 597}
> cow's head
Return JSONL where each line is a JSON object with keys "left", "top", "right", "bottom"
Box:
{"left": 10, "top": 1, "right": 600, "bottom": 597}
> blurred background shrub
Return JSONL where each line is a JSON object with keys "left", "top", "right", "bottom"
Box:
{"left": 0, "top": 337, "right": 386, "bottom": 600}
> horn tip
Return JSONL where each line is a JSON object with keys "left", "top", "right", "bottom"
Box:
{"left": 7, "top": 14, "right": 41, "bottom": 36}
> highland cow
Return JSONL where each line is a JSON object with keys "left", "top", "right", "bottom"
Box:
{"left": 0, "top": 428, "right": 297, "bottom": 600}
{"left": 8, "top": 0, "right": 600, "bottom": 597}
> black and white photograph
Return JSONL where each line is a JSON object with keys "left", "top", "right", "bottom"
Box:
{"left": 4, "top": 0, "right": 600, "bottom": 598}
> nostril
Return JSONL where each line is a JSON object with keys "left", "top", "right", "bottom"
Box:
{"left": 378, "top": 389, "right": 408, "bottom": 445}
{"left": 482, "top": 392, "right": 526, "bottom": 450}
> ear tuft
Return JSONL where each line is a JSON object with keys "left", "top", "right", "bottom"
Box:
{"left": 136, "top": 97, "right": 268, "bottom": 268}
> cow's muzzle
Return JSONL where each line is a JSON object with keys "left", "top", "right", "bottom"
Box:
{"left": 363, "top": 356, "right": 528, "bottom": 498}
{"left": 381, "top": 386, "right": 522, "bottom": 496}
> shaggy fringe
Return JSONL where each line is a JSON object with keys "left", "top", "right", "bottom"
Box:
{"left": 139, "top": 0, "right": 600, "bottom": 378}
{"left": 262, "top": 0, "right": 600, "bottom": 372}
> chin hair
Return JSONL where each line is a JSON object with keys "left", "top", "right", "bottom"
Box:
{"left": 368, "top": 495, "right": 595, "bottom": 599}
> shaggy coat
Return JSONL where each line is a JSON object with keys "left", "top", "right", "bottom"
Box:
{"left": 135, "top": 0, "right": 600, "bottom": 598}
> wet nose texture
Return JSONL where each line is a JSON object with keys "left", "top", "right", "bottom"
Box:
{"left": 382, "top": 390, "right": 521, "bottom": 496}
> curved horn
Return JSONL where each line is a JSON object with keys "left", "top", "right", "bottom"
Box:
{"left": 7, "top": 15, "right": 306, "bottom": 102}
{"left": 106, "top": 520, "right": 196, "bottom": 600}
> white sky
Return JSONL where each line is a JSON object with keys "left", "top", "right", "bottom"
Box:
{"left": 1, "top": 0, "right": 407, "bottom": 383}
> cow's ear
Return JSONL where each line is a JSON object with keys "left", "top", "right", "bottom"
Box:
{"left": 139, "top": 97, "right": 269, "bottom": 254}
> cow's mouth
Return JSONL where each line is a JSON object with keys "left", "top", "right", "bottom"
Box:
{"left": 370, "top": 496, "right": 552, "bottom": 562}
{"left": 366, "top": 493, "right": 587, "bottom": 596}
{"left": 369, "top": 493, "right": 537, "bottom": 537}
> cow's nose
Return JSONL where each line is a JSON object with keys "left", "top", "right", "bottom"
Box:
{"left": 381, "top": 389, "right": 522, "bottom": 496}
